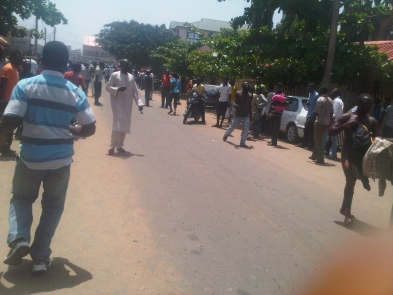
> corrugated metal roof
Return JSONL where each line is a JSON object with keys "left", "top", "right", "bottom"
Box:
{"left": 169, "top": 18, "right": 231, "bottom": 32}
{"left": 364, "top": 41, "right": 393, "bottom": 60}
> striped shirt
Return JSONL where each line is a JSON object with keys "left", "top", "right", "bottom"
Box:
{"left": 4, "top": 70, "right": 96, "bottom": 170}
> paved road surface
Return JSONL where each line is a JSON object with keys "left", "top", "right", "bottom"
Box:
{"left": 0, "top": 89, "right": 392, "bottom": 295}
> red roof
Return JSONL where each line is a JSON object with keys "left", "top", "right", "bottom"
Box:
{"left": 364, "top": 41, "right": 393, "bottom": 60}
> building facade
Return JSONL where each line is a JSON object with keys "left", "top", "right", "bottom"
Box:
{"left": 82, "top": 36, "right": 115, "bottom": 63}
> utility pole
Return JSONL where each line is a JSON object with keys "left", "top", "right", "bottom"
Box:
{"left": 323, "top": 0, "right": 340, "bottom": 89}
{"left": 54, "top": 27, "right": 56, "bottom": 41}
{"left": 44, "top": 27, "right": 47, "bottom": 45}
{"left": 34, "top": 16, "right": 38, "bottom": 56}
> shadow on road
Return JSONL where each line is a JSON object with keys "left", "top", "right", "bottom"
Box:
{"left": 334, "top": 219, "right": 387, "bottom": 236}
{"left": 0, "top": 257, "right": 92, "bottom": 294}
{"left": 108, "top": 151, "right": 144, "bottom": 159}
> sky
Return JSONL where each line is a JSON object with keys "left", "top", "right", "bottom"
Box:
{"left": 18, "top": 0, "right": 281, "bottom": 50}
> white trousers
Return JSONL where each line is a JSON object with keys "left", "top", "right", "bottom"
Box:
{"left": 110, "top": 131, "right": 126, "bottom": 149}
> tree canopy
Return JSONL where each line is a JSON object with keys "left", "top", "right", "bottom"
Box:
{"left": 95, "top": 20, "right": 179, "bottom": 67}
{"left": 0, "top": 0, "right": 67, "bottom": 37}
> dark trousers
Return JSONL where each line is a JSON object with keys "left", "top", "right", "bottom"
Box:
{"left": 94, "top": 82, "right": 102, "bottom": 102}
{"left": 270, "top": 115, "right": 282, "bottom": 145}
{"left": 302, "top": 119, "right": 314, "bottom": 149}
{"left": 84, "top": 80, "right": 90, "bottom": 95}
{"left": 260, "top": 114, "right": 270, "bottom": 134}
{"left": 216, "top": 101, "right": 228, "bottom": 125}
{"left": 168, "top": 93, "right": 180, "bottom": 111}
{"left": 0, "top": 102, "right": 13, "bottom": 154}
{"left": 145, "top": 89, "right": 151, "bottom": 106}
{"left": 161, "top": 86, "right": 170, "bottom": 108}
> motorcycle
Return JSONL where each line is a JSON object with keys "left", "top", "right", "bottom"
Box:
{"left": 183, "top": 92, "right": 205, "bottom": 124}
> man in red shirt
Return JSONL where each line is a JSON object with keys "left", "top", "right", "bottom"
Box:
{"left": 64, "top": 62, "right": 86, "bottom": 89}
{"left": 161, "top": 70, "right": 172, "bottom": 108}
{"left": 0, "top": 49, "right": 23, "bottom": 156}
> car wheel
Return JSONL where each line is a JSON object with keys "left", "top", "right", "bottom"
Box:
{"left": 286, "top": 124, "right": 299, "bottom": 143}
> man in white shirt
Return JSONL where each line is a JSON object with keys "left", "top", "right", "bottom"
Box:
{"left": 94, "top": 62, "right": 104, "bottom": 106}
{"left": 213, "top": 77, "right": 231, "bottom": 128}
{"left": 328, "top": 88, "right": 344, "bottom": 160}
{"left": 29, "top": 59, "right": 37, "bottom": 75}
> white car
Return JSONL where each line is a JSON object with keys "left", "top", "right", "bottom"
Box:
{"left": 280, "top": 96, "right": 309, "bottom": 143}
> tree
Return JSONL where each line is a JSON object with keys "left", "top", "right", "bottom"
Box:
{"left": 95, "top": 20, "right": 179, "bottom": 67}
{"left": 0, "top": 0, "right": 67, "bottom": 37}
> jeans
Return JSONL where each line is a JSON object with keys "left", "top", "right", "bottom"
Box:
{"left": 329, "top": 135, "right": 338, "bottom": 158}
{"left": 225, "top": 116, "right": 250, "bottom": 145}
{"left": 8, "top": 158, "right": 70, "bottom": 259}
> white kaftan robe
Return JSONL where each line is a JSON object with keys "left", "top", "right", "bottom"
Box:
{"left": 106, "top": 72, "right": 144, "bottom": 134}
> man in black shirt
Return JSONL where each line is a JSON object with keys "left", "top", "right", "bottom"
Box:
{"left": 223, "top": 82, "right": 252, "bottom": 148}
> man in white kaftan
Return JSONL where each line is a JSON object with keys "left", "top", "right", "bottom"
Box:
{"left": 106, "top": 59, "right": 144, "bottom": 155}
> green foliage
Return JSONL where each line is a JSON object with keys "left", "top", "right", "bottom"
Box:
{"left": 0, "top": 0, "right": 67, "bottom": 37}
{"left": 95, "top": 20, "right": 179, "bottom": 67}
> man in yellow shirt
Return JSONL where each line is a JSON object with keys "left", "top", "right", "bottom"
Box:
{"left": 191, "top": 77, "right": 206, "bottom": 124}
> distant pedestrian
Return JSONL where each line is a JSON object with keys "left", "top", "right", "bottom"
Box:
{"left": 161, "top": 70, "right": 172, "bottom": 108}
{"left": 268, "top": 83, "right": 288, "bottom": 146}
{"left": 213, "top": 77, "right": 231, "bottom": 128}
{"left": 223, "top": 81, "right": 252, "bottom": 148}
{"left": 143, "top": 70, "right": 153, "bottom": 107}
{"left": 94, "top": 62, "right": 104, "bottom": 106}
{"left": 382, "top": 98, "right": 393, "bottom": 138}
{"left": 0, "top": 41, "right": 96, "bottom": 273}
{"left": 251, "top": 86, "right": 267, "bottom": 138}
{"left": 371, "top": 98, "right": 384, "bottom": 124}
{"left": 64, "top": 62, "right": 86, "bottom": 89}
{"left": 296, "top": 83, "right": 319, "bottom": 149}
{"left": 168, "top": 73, "right": 180, "bottom": 115}
{"left": 82, "top": 63, "right": 90, "bottom": 95}
{"left": 104, "top": 65, "right": 110, "bottom": 83}
{"left": 307, "top": 86, "right": 333, "bottom": 164}
{"left": 89, "top": 63, "right": 96, "bottom": 97}
{"left": 328, "top": 88, "right": 344, "bottom": 160}
{"left": 106, "top": 59, "right": 144, "bottom": 155}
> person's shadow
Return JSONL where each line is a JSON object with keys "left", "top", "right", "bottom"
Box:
{"left": 0, "top": 257, "right": 92, "bottom": 294}
{"left": 334, "top": 219, "right": 387, "bottom": 236}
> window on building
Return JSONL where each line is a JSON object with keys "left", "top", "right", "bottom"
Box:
{"left": 187, "top": 31, "right": 200, "bottom": 43}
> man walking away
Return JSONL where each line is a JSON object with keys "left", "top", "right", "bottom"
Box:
{"left": 106, "top": 59, "right": 144, "bottom": 155}
{"left": 82, "top": 63, "right": 90, "bottom": 95}
{"left": 192, "top": 77, "right": 206, "bottom": 124}
{"left": 0, "top": 49, "right": 23, "bottom": 157}
{"left": 308, "top": 86, "right": 333, "bottom": 164}
{"left": 0, "top": 41, "right": 96, "bottom": 273}
{"left": 329, "top": 94, "right": 379, "bottom": 223}
{"left": 161, "top": 70, "right": 172, "bottom": 108}
{"left": 143, "top": 70, "right": 153, "bottom": 107}
{"left": 223, "top": 82, "right": 252, "bottom": 148}
{"left": 94, "top": 62, "right": 104, "bottom": 106}
{"left": 297, "top": 83, "right": 319, "bottom": 149}
{"left": 168, "top": 73, "right": 180, "bottom": 115}
{"left": 213, "top": 77, "right": 231, "bottom": 128}
{"left": 64, "top": 62, "right": 86, "bottom": 89}
{"left": 268, "top": 83, "right": 287, "bottom": 146}
{"left": 328, "top": 88, "right": 344, "bottom": 160}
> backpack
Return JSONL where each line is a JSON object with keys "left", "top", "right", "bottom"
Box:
{"left": 352, "top": 124, "right": 373, "bottom": 153}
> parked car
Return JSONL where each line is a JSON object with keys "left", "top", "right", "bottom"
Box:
{"left": 204, "top": 84, "right": 220, "bottom": 107}
{"left": 280, "top": 95, "right": 309, "bottom": 143}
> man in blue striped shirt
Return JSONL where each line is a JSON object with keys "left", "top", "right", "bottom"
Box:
{"left": 0, "top": 41, "right": 96, "bottom": 274}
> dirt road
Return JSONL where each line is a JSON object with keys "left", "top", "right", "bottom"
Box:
{"left": 0, "top": 89, "right": 392, "bottom": 295}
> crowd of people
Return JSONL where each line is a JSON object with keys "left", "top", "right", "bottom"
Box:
{"left": 0, "top": 40, "right": 392, "bottom": 277}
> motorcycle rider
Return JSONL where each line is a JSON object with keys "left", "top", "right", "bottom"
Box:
{"left": 191, "top": 77, "right": 206, "bottom": 124}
